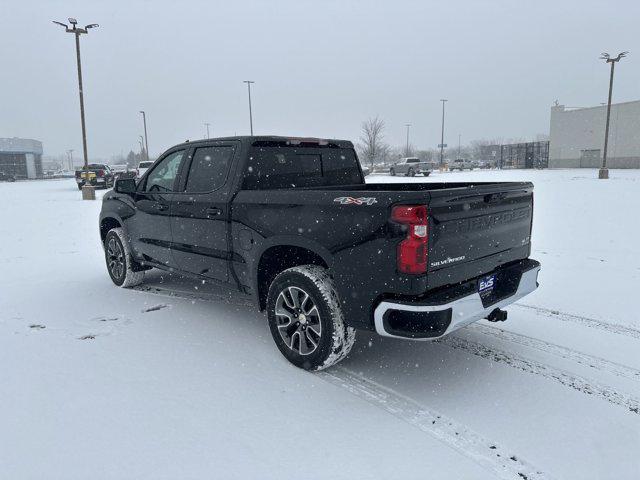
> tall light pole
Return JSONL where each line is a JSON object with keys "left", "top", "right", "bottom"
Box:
{"left": 439, "top": 99, "right": 448, "bottom": 169}
{"left": 139, "top": 135, "right": 145, "bottom": 158}
{"left": 139, "top": 111, "right": 149, "bottom": 161}
{"left": 53, "top": 18, "right": 99, "bottom": 200}
{"left": 66, "top": 149, "right": 74, "bottom": 171}
{"left": 405, "top": 124, "right": 411, "bottom": 156}
{"left": 458, "top": 133, "right": 461, "bottom": 160}
{"left": 243, "top": 80, "right": 255, "bottom": 135}
{"left": 204, "top": 122, "right": 211, "bottom": 139}
{"left": 598, "top": 51, "right": 628, "bottom": 179}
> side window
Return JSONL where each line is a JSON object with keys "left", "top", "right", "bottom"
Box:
{"left": 143, "top": 150, "right": 184, "bottom": 192}
{"left": 184, "top": 146, "right": 234, "bottom": 193}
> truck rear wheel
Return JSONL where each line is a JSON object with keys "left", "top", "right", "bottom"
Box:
{"left": 104, "top": 227, "right": 145, "bottom": 288}
{"left": 266, "top": 265, "right": 356, "bottom": 371}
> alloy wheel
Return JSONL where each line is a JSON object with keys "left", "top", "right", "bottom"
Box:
{"left": 275, "top": 286, "right": 322, "bottom": 355}
{"left": 107, "top": 237, "right": 125, "bottom": 281}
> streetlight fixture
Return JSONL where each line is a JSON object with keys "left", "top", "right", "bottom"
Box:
{"left": 204, "top": 122, "right": 211, "bottom": 139}
{"left": 243, "top": 80, "right": 255, "bottom": 135}
{"left": 439, "top": 99, "right": 448, "bottom": 169}
{"left": 598, "top": 51, "right": 628, "bottom": 179}
{"left": 405, "top": 124, "right": 411, "bottom": 156}
{"left": 53, "top": 18, "right": 99, "bottom": 200}
{"left": 139, "top": 111, "right": 150, "bottom": 161}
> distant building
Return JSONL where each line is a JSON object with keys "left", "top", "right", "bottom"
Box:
{"left": 0, "top": 138, "right": 43, "bottom": 179}
{"left": 549, "top": 101, "right": 640, "bottom": 168}
{"left": 479, "top": 142, "right": 549, "bottom": 169}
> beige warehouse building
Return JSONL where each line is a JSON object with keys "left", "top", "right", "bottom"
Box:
{"left": 549, "top": 100, "right": 640, "bottom": 168}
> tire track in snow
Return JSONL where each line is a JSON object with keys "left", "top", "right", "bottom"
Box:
{"left": 514, "top": 304, "right": 640, "bottom": 340}
{"left": 319, "top": 367, "right": 555, "bottom": 480}
{"left": 471, "top": 323, "right": 640, "bottom": 383}
{"left": 442, "top": 336, "right": 640, "bottom": 415}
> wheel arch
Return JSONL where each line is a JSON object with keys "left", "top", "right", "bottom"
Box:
{"left": 255, "top": 243, "right": 331, "bottom": 311}
{"left": 100, "top": 216, "right": 123, "bottom": 243}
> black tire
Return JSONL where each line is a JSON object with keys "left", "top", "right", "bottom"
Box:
{"left": 266, "top": 265, "right": 356, "bottom": 371}
{"left": 104, "top": 227, "right": 145, "bottom": 288}
{"left": 77, "top": 184, "right": 83, "bottom": 190}
{"left": 408, "top": 168, "right": 415, "bottom": 177}
{"left": 423, "top": 171, "right": 431, "bottom": 177}
{"left": 390, "top": 168, "right": 396, "bottom": 176}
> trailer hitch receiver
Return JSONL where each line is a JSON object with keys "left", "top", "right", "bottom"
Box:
{"left": 486, "top": 308, "right": 508, "bottom": 322}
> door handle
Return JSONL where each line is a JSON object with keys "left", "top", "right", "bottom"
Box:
{"left": 206, "top": 207, "right": 222, "bottom": 217}
{"left": 154, "top": 203, "right": 168, "bottom": 211}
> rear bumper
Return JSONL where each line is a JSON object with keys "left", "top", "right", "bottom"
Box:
{"left": 373, "top": 259, "right": 540, "bottom": 340}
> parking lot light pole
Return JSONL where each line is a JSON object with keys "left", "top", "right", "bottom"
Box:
{"left": 243, "top": 81, "right": 255, "bottom": 135}
{"left": 598, "top": 51, "right": 628, "bottom": 180}
{"left": 204, "top": 122, "right": 211, "bottom": 139}
{"left": 439, "top": 99, "right": 448, "bottom": 170}
{"left": 139, "top": 111, "right": 150, "bottom": 161}
{"left": 53, "top": 18, "right": 99, "bottom": 200}
{"left": 405, "top": 124, "right": 411, "bottom": 156}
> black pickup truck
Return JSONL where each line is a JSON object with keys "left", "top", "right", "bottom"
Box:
{"left": 99, "top": 136, "right": 540, "bottom": 370}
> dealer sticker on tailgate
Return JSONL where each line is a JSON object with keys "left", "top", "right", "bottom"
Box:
{"left": 478, "top": 274, "right": 497, "bottom": 298}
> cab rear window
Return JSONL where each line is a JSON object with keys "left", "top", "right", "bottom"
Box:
{"left": 243, "top": 147, "right": 362, "bottom": 189}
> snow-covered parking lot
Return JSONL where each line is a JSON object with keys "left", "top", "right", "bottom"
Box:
{"left": 1, "top": 169, "right": 639, "bottom": 479}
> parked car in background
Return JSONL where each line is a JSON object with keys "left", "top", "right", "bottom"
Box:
{"left": 110, "top": 164, "right": 137, "bottom": 180}
{"left": 75, "top": 164, "right": 115, "bottom": 190}
{"left": 0, "top": 171, "right": 17, "bottom": 182}
{"left": 137, "top": 160, "right": 154, "bottom": 179}
{"left": 390, "top": 157, "right": 431, "bottom": 177}
{"left": 449, "top": 158, "right": 475, "bottom": 171}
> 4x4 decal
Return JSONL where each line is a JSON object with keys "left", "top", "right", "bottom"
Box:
{"left": 333, "top": 196, "right": 378, "bottom": 206}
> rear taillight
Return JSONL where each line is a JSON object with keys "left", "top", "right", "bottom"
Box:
{"left": 391, "top": 205, "right": 428, "bottom": 274}
{"left": 97, "top": 169, "right": 105, "bottom": 177}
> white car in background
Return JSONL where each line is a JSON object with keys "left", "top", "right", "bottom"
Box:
{"left": 449, "top": 158, "right": 475, "bottom": 171}
{"left": 389, "top": 157, "right": 431, "bottom": 177}
{"left": 137, "top": 160, "right": 154, "bottom": 179}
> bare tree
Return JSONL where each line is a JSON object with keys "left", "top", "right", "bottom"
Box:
{"left": 358, "top": 116, "right": 388, "bottom": 166}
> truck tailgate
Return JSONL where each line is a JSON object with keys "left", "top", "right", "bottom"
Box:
{"left": 427, "top": 183, "right": 533, "bottom": 275}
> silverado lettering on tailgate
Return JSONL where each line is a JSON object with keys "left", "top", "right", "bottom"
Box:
{"left": 451, "top": 208, "right": 530, "bottom": 234}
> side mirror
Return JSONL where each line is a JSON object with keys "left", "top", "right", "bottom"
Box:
{"left": 114, "top": 178, "right": 136, "bottom": 194}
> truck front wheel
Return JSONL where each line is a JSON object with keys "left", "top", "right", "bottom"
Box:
{"left": 104, "top": 228, "right": 146, "bottom": 288}
{"left": 266, "top": 265, "right": 356, "bottom": 371}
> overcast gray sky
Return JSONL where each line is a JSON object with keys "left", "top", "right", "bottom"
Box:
{"left": 1, "top": 0, "right": 638, "bottom": 159}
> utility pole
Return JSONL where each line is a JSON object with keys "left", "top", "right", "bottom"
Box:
{"left": 139, "top": 111, "right": 150, "bottom": 161}
{"left": 53, "top": 18, "right": 99, "bottom": 200}
{"left": 243, "top": 80, "right": 255, "bottom": 135}
{"left": 598, "top": 51, "right": 628, "bottom": 179}
{"left": 204, "top": 122, "right": 211, "bottom": 139}
{"left": 439, "top": 99, "right": 448, "bottom": 169}
{"left": 458, "top": 133, "right": 461, "bottom": 160}
{"left": 405, "top": 124, "right": 411, "bottom": 156}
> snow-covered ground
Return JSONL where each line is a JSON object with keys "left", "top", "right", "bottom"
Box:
{"left": 1, "top": 169, "right": 639, "bottom": 479}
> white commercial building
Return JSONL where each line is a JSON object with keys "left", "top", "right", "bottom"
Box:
{"left": 549, "top": 100, "right": 640, "bottom": 169}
